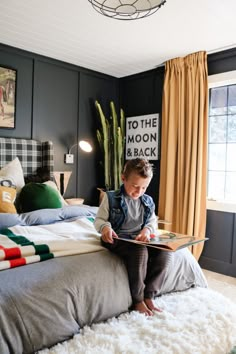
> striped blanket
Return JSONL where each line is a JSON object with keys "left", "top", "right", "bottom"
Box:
{"left": 0, "top": 217, "right": 103, "bottom": 270}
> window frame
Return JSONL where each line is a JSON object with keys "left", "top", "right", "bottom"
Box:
{"left": 207, "top": 70, "right": 236, "bottom": 213}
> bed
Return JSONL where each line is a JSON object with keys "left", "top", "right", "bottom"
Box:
{"left": 0, "top": 137, "right": 207, "bottom": 354}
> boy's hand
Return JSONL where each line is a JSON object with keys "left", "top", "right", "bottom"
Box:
{"left": 135, "top": 228, "right": 151, "bottom": 242}
{"left": 101, "top": 226, "right": 118, "bottom": 244}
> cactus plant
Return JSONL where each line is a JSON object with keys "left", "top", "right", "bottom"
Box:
{"left": 95, "top": 100, "right": 125, "bottom": 191}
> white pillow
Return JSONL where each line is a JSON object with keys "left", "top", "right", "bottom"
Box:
{"left": 43, "top": 180, "right": 68, "bottom": 206}
{"left": 0, "top": 157, "right": 25, "bottom": 193}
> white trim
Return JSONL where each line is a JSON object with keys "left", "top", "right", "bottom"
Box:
{"left": 207, "top": 200, "right": 236, "bottom": 213}
{"left": 208, "top": 70, "right": 236, "bottom": 88}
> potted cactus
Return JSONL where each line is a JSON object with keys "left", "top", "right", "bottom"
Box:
{"left": 95, "top": 100, "right": 125, "bottom": 196}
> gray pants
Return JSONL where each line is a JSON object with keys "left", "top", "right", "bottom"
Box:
{"left": 101, "top": 239, "right": 171, "bottom": 304}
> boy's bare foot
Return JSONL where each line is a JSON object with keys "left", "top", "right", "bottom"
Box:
{"left": 134, "top": 301, "right": 153, "bottom": 316}
{"left": 144, "top": 298, "right": 162, "bottom": 312}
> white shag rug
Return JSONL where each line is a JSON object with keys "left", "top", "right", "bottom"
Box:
{"left": 38, "top": 287, "right": 236, "bottom": 354}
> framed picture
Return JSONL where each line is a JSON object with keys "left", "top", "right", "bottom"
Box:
{"left": 0, "top": 65, "right": 17, "bottom": 129}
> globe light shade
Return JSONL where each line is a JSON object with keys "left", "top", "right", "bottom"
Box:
{"left": 88, "top": 0, "right": 167, "bottom": 20}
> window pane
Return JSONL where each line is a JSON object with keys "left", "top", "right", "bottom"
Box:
{"left": 208, "top": 144, "right": 226, "bottom": 171}
{"left": 210, "top": 87, "right": 227, "bottom": 115}
{"left": 228, "top": 85, "right": 236, "bottom": 113}
{"left": 209, "top": 115, "right": 227, "bottom": 143}
{"left": 208, "top": 83, "right": 236, "bottom": 203}
{"left": 208, "top": 171, "right": 225, "bottom": 200}
{"left": 228, "top": 115, "right": 236, "bottom": 142}
{"left": 225, "top": 172, "right": 236, "bottom": 201}
{"left": 226, "top": 143, "right": 236, "bottom": 171}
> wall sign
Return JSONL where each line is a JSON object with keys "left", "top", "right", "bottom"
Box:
{"left": 125, "top": 113, "right": 159, "bottom": 160}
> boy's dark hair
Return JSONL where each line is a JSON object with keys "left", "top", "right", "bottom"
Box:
{"left": 122, "top": 158, "right": 153, "bottom": 179}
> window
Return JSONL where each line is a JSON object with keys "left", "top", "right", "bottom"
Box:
{"left": 207, "top": 71, "right": 236, "bottom": 212}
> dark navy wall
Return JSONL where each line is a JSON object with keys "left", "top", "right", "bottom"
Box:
{"left": 200, "top": 210, "right": 236, "bottom": 277}
{"left": 208, "top": 47, "right": 236, "bottom": 75}
{"left": 32, "top": 59, "right": 79, "bottom": 198}
{"left": 78, "top": 71, "right": 119, "bottom": 204}
{"left": 0, "top": 43, "right": 119, "bottom": 204}
{"left": 120, "top": 67, "right": 165, "bottom": 212}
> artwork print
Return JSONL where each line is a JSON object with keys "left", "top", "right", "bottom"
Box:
{"left": 0, "top": 66, "right": 17, "bottom": 129}
{"left": 126, "top": 113, "right": 160, "bottom": 160}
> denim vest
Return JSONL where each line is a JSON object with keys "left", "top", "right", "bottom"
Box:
{"left": 106, "top": 184, "right": 155, "bottom": 233}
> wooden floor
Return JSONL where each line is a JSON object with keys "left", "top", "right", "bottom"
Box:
{"left": 202, "top": 269, "right": 236, "bottom": 303}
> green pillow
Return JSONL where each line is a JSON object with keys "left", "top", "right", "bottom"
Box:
{"left": 19, "top": 182, "right": 63, "bottom": 212}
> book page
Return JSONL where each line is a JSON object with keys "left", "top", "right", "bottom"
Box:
{"left": 118, "top": 233, "right": 208, "bottom": 252}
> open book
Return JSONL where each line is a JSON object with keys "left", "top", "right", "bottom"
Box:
{"left": 118, "top": 231, "right": 208, "bottom": 252}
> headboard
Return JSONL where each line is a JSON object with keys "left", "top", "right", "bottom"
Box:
{"left": 0, "top": 138, "right": 54, "bottom": 176}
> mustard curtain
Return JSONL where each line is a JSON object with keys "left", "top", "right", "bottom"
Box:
{"left": 158, "top": 51, "right": 208, "bottom": 260}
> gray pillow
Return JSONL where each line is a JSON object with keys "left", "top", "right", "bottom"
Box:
{"left": 19, "top": 208, "right": 63, "bottom": 226}
{"left": 61, "top": 205, "right": 98, "bottom": 219}
{"left": 0, "top": 213, "right": 22, "bottom": 229}
{"left": 20, "top": 206, "right": 97, "bottom": 226}
{"left": 0, "top": 206, "right": 98, "bottom": 229}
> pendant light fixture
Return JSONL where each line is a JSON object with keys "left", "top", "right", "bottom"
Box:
{"left": 88, "top": 0, "right": 166, "bottom": 20}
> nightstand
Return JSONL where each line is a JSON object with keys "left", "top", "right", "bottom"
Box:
{"left": 65, "top": 198, "right": 84, "bottom": 205}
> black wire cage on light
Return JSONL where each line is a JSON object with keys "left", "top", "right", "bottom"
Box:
{"left": 88, "top": 0, "right": 167, "bottom": 20}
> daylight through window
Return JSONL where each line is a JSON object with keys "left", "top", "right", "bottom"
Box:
{"left": 208, "top": 82, "right": 236, "bottom": 202}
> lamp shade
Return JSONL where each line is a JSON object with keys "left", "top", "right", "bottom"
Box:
{"left": 79, "top": 140, "right": 93, "bottom": 153}
{"left": 88, "top": 0, "right": 166, "bottom": 20}
{"left": 65, "top": 140, "right": 92, "bottom": 164}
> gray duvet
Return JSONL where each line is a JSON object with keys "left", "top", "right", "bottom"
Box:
{"left": 0, "top": 251, "right": 131, "bottom": 354}
{"left": 0, "top": 248, "right": 207, "bottom": 354}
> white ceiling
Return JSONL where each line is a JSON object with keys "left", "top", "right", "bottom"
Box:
{"left": 0, "top": 0, "right": 236, "bottom": 78}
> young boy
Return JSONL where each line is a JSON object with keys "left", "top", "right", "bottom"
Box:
{"left": 94, "top": 158, "right": 170, "bottom": 316}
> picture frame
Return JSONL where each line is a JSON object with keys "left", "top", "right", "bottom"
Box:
{"left": 0, "top": 65, "right": 17, "bottom": 129}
